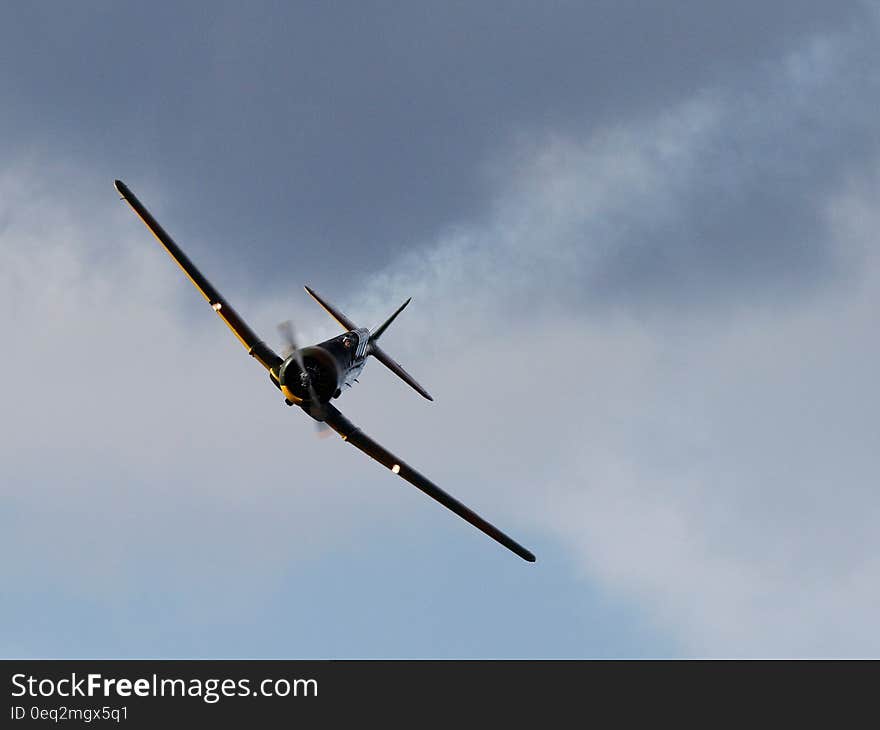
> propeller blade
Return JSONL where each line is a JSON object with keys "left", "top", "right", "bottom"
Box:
{"left": 315, "top": 421, "right": 332, "bottom": 437}
{"left": 277, "top": 319, "right": 325, "bottom": 418}
{"left": 277, "top": 320, "right": 298, "bottom": 358}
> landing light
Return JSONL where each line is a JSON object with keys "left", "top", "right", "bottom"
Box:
{"left": 391, "top": 464, "right": 401, "bottom": 474}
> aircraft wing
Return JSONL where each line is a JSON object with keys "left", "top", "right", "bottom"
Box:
{"left": 115, "top": 180, "right": 283, "bottom": 374}
{"left": 320, "top": 403, "right": 535, "bottom": 562}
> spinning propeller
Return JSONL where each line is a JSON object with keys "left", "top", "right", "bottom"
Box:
{"left": 277, "top": 320, "right": 330, "bottom": 435}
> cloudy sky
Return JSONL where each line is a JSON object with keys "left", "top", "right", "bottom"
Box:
{"left": 2, "top": 2, "right": 879, "bottom": 657}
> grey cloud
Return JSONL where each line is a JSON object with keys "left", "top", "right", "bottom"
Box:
{"left": 347, "top": 165, "right": 880, "bottom": 656}
{"left": 0, "top": 2, "right": 869, "bottom": 291}
{"left": 339, "top": 29, "right": 880, "bottom": 654}
{"left": 322, "top": 20, "right": 879, "bottom": 328}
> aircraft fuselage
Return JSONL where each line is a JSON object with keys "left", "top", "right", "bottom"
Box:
{"left": 277, "top": 327, "right": 371, "bottom": 409}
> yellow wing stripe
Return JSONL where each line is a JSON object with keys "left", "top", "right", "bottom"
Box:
{"left": 115, "top": 179, "right": 282, "bottom": 373}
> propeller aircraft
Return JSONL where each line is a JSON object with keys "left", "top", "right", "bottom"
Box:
{"left": 114, "top": 180, "right": 535, "bottom": 562}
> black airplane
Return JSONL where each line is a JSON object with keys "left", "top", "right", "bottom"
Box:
{"left": 114, "top": 180, "right": 535, "bottom": 562}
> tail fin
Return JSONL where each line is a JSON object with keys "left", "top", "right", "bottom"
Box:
{"left": 369, "top": 299, "right": 433, "bottom": 401}
{"left": 371, "top": 297, "right": 411, "bottom": 341}
{"left": 305, "top": 285, "right": 434, "bottom": 401}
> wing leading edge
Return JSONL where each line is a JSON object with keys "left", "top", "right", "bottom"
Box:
{"left": 321, "top": 403, "right": 536, "bottom": 562}
{"left": 115, "top": 180, "right": 282, "bottom": 373}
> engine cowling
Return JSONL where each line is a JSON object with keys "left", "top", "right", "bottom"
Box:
{"left": 277, "top": 346, "right": 341, "bottom": 404}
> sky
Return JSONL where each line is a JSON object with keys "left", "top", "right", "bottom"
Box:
{"left": 2, "top": 2, "right": 879, "bottom": 657}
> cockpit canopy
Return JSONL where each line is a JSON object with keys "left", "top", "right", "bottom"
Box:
{"left": 339, "top": 328, "right": 371, "bottom": 359}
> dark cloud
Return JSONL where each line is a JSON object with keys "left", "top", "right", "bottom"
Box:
{"left": 0, "top": 1, "right": 869, "bottom": 292}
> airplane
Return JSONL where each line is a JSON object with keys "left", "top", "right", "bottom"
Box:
{"left": 114, "top": 180, "right": 535, "bottom": 562}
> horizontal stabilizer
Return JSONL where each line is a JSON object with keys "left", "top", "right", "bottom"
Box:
{"left": 304, "top": 285, "right": 358, "bottom": 331}
{"left": 370, "top": 343, "right": 433, "bottom": 401}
